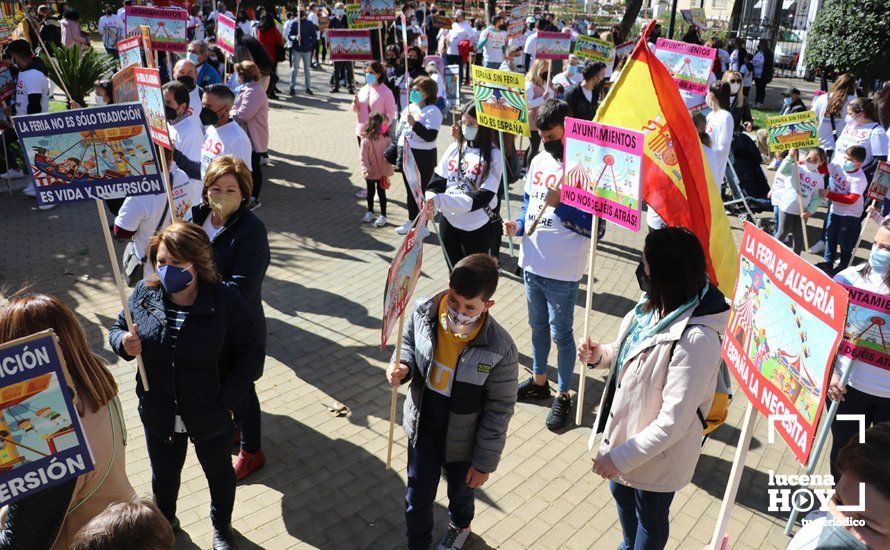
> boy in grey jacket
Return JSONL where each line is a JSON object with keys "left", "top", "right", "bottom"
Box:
{"left": 386, "top": 253, "right": 518, "bottom": 550}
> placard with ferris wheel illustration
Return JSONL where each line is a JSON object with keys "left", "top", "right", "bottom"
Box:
{"left": 653, "top": 38, "right": 715, "bottom": 95}
{"left": 560, "top": 117, "right": 644, "bottom": 231}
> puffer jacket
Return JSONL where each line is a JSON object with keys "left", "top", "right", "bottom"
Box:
{"left": 591, "top": 284, "right": 729, "bottom": 492}
{"left": 109, "top": 281, "right": 264, "bottom": 442}
{"left": 395, "top": 292, "right": 518, "bottom": 473}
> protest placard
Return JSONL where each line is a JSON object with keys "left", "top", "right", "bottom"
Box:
{"left": 0, "top": 61, "right": 14, "bottom": 102}
{"left": 867, "top": 161, "right": 890, "bottom": 202}
{"left": 216, "top": 13, "right": 236, "bottom": 56}
{"left": 573, "top": 35, "right": 614, "bottom": 64}
{"left": 506, "top": 18, "right": 525, "bottom": 42}
{"left": 117, "top": 35, "right": 143, "bottom": 69}
{"left": 346, "top": 4, "right": 381, "bottom": 29}
{"left": 402, "top": 133, "right": 424, "bottom": 209}
{"left": 431, "top": 14, "right": 453, "bottom": 29}
{"left": 0, "top": 17, "right": 15, "bottom": 44}
{"left": 380, "top": 208, "right": 428, "bottom": 349}
{"left": 134, "top": 68, "right": 170, "bottom": 149}
{"left": 13, "top": 104, "right": 164, "bottom": 206}
{"left": 359, "top": 0, "right": 395, "bottom": 21}
{"left": 654, "top": 38, "right": 716, "bottom": 95}
{"left": 836, "top": 284, "right": 889, "bottom": 370}
{"left": 0, "top": 330, "right": 95, "bottom": 507}
{"left": 471, "top": 65, "right": 529, "bottom": 137}
{"left": 766, "top": 111, "right": 819, "bottom": 153}
{"left": 615, "top": 40, "right": 635, "bottom": 59}
{"left": 535, "top": 31, "right": 572, "bottom": 60}
{"left": 444, "top": 64, "right": 459, "bottom": 108}
{"left": 561, "top": 118, "right": 644, "bottom": 231}
{"left": 139, "top": 26, "right": 156, "bottom": 68}
{"left": 125, "top": 6, "right": 187, "bottom": 53}
{"left": 112, "top": 65, "right": 138, "bottom": 103}
{"left": 723, "top": 223, "right": 848, "bottom": 464}
{"left": 681, "top": 7, "right": 707, "bottom": 30}
{"left": 329, "top": 29, "right": 373, "bottom": 62}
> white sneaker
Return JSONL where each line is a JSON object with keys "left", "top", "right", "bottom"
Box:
{"left": 436, "top": 524, "right": 470, "bottom": 550}
{"left": 2, "top": 168, "right": 24, "bottom": 179}
{"left": 373, "top": 215, "right": 387, "bottom": 227}
{"left": 395, "top": 221, "right": 411, "bottom": 235}
{"left": 808, "top": 241, "right": 826, "bottom": 254}
{"left": 22, "top": 184, "right": 36, "bottom": 197}
{"left": 362, "top": 211, "right": 375, "bottom": 223}
{"left": 356, "top": 188, "right": 368, "bottom": 198}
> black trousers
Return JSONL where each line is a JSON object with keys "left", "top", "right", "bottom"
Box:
{"left": 366, "top": 178, "right": 387, "bottom": 216}
{"left": 828, "top": 385, "right": 890, "bottom": 478}
{"left": 754, "top": 77, "right": 768, "bottom": 104}
{"left": 251, "top": 151, "right": 264, "bottom": 200}
{"left": 333, "top": 61, "right": 354, "bottom": 90}
{"left": 439, "top": 216, "right": 492, "bottom": 270}
{"left": 402, "top": 147, "right": 437, "bottom": 220}
{"left": 144, "top": 428, "right": 236, "bottom": 528}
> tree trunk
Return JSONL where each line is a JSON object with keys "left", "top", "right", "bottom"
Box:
{"left": 485, "top": 0, "right": 496, "bottom": 22}
{"left": 619, "top": 0, "right": 645, "bottom": 42}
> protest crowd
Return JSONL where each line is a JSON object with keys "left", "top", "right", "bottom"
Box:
{"left": 0, "top": 0, "right": 887, "bottom": 549}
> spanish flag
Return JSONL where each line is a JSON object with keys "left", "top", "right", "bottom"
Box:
{"left": 595, "top": 21, "right": 738, "bottom": 295}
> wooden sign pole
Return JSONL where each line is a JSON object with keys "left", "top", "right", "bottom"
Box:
{"left": 155, "top": 144, "right": 178, "bottom": 221}
{"left": 846, "top": 199, "right": 878, "bottom": 268}
{"left": 497, "top": 130, "right": 515, "bottom": 258}
{"left": 385, "top": 311, "right": 405, "bottom": 470}
{"left": 791, "top": 150, "right": 810, "bottom": 252}
{"left": 575, "top": 215, "right": 599, "bottom": 425}
{"left": 95, "top": 200, "right": 150, "bottom": 391}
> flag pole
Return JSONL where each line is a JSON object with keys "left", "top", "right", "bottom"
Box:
{"left": 575, "top": 215, "right": 598, "bottom": 425}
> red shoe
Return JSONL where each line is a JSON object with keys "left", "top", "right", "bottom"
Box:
{"left": 233, "top": 449, "right": 265, "bottom": 481}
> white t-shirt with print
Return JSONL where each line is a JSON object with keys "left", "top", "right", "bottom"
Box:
{"left": 810, "top": 93, "right": 854, "bottom": 151}
{"left": 400, "top": 104, "right": 443, "bottom": 151}
{"left": 200, "top": 120, "right": 253, "bottom": 177}
{"left": 430, "top": 142, "right": 502, "bottom": 231}
{"left": 446, "top": 24, "right": 467, "bottom": 56}
{"left": 14, "top": 67, "right": 49, "bottom": 116}
{"left": 520, "top": 150, "right": 590, "bottom": 282}
{"left": 98, "top": 14, "right": 125, "bottom": 49}
{"left": 522, "top": 32, "right": 538, "bottom": 65}
{"left": 115, "top": 167, "right": 199, "bottom": 278}
{"left": 479, "top": 27, "right": 506, "bottom": 64}
{"left": 186, "top": 87, "right": 204, "bottom": 130}
{"left": 777, "top": 163, "right": 821, "bottom": 216}
{"left": 831, "top": 121, "right": 889, "bottom": 167}
{"left": 706, "top": 109, "right": 734, "bottom": 183}
{"left": 827, "top": 163, "right": 867, "bottom": 217}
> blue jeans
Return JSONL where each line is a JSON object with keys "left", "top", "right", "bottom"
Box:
{"left": 824, "top": 213, "right": 861, "bottom": 267}
{"left": 610, "top": 481, "right": 675, "bottom": 550}
{"left": 290, "top": 50, "right": 312, "bottom": 91}
{"left": 405, "top": 429, "right": 474, "bottom": 550}
{"left": 524, "top": 270, "right": 580, "bottom": 393}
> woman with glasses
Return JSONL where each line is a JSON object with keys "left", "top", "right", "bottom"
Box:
{"left": 721, "top": 70, "right": 753, "bottom": 133}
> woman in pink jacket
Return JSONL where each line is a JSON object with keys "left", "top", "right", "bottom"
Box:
{"left": 61, "top": 9, "right": 90, "bottom": 51}
{"left": 579, "top": 227, "right": 729, "bottom": 550}
{"left": 359, "top": 111, "right": 394, "bottom": 227}
{"left": 232, "top": 61, "right": 269, "bottom": 209}
{"left": 352, "top": 61, "right": 397, "bottom": 199}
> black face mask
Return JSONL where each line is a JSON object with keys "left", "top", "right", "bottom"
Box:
{"left": 165, "top": 105, "right": 180, "bottom": 122}
{"left": 408, "top": 58, "right": 421, "bottom": 70}
{"left": 199, "top": 106, "right": 220, "bottom": 126}
{"left": 498, "top": 24, "right": 507, "bottom": 31}
{"left": 176, "top": 75, "right": 196, "bottom": 92}
{"left": 542, "top": 139, "right": 563, "bottom": 161}
{"left": 635, "top": 261, "right": 651, "bottom": 293}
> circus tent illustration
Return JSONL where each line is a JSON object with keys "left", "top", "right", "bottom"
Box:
{"left": 565, "top": 161, "right": 591, "bottom": 191}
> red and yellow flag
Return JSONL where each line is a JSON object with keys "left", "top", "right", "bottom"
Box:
{"left": 596, "top": 21, "right": 738, "bottom": 295}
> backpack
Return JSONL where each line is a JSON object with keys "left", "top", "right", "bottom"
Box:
{"left": 670, "top": 325, "right": 733, "bottom": 440}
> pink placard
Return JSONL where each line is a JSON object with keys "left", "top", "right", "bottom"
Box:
{"left": 534, "top": 31, "right": 572, "bottom": 60}
{"left": 216, "top": 13, "right": 236, "bottom": 56}
{"left": 560, "top": 117, "right": 644, "bottom": 231}
{"left": 654, "top": 38, "right": 716, "bottom": 95}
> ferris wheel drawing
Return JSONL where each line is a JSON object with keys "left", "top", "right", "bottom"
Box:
{"left": 845, "top": 306, "right": 888, "bottom": 354}
{"left": 564, "top": 141, "right": 642, "bottom": 209}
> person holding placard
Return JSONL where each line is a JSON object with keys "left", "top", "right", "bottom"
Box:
{"left": 164, "top": 81, "right": 204, "bottom": 191}
{"left": 189, "top": 156, "right": 270, "bottom": 482}
{"left": 0, "top": 295, "right": 135, "bottom": 549}
{"left": 503, "top": 99, "right": 593, "bottom": 431}
{"left": 109, "top": 222, "right": 264, "bottom": 550}
{"left": 98, "top": 4, "right": 125, "bottom": 61}
{"left": 578, "top": 227, "right": 729, "bottom": 550}
{"left": 772, "top": 147, "right": 827, "bottom": 254}
{"left": 424, "top": 102, "right": 502, "bottom": 268}
{"left": 524, "top": 59, "right": 552, "bottom": 171}
{"left": 386, "top": 253, "right": 517, "bottom": 550}
{"left": 288, "top": 10, "right": 318, "bottom": 96}
{"left": 830, "top": 98, "right": 888, "bottom": 181}
{"left": 818, "top": 145, "right": 869, "bottom": 273}
{"left": 826, "top": 220, "right": 890, "bottom": 479}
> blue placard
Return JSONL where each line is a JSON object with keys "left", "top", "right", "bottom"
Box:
{"left": 0, "top": 331, "right": 95, "bottom": 506}
{"left": 13, "top": 103, "right": 164, "bottom": 206}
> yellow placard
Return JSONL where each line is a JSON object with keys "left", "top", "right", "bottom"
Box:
{"left": 574, "top": 35, "right": 614, "bottom": 63}
{"left": 471, "top": 65, "right": 529, "bottom": 137}
{"left": 766, "top": 111, "right": 818, "bottom": 152}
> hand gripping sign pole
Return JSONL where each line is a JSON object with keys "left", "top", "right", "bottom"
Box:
{"left": 497, "top": 130, "right": 515, "bottom": 258}
{"left": 574, "top": 214, "right": 599, "bottom": 425}
{"left": 95, "top": 200, "right": 150, "bottom": 391}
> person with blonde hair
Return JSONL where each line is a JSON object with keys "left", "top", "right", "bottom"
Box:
{"left": 524, "top": 58, "right": 552, "bottom": 169}
{"left": 72, "top": 496, "right": 174, "bottom": 550}
{"left": 721, "top": 70, "right": 753, "bottom": 132}
{"left": 109, "top": 221, "right": 264, "bottom": 550}
{"left": 189, "top": 156, "right": 270, "bottom": 482}
{"left": 0, "top": 294, "right": 135, "bottom": 549}
{"left": 232, "top": 60, "right": 269, "bottom": 209}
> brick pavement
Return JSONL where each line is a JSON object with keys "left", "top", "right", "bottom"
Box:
{"left": 0, "top": 64, "right": 879, "bottom": 549}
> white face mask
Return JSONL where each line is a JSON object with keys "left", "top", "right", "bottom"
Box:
{"left": 804, "top": 160, "right": 818, "bottom": 172}
{"left": 461, "top": 124, "right": 478, "bottom": 142}
{"left": 730, "top": 82, "right": 740, "bottom": 94}
{"left": 442, "top": 303, "right": 482, "bottom": 335}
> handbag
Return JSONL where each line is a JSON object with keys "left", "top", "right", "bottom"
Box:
{"left": 380, "top": 174, "right": 391, "bottom": 190}
{"left": 122, "top": 201, "right": 169, "bottom": 287}
{"left": 384, "top": 142, "right": 399, "bottom": 165}
{"left": 275, "top": 42, "right": 286, "bottom": 63}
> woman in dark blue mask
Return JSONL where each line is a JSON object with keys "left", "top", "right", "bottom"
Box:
{"left": 109, "top": 221, "right": 264, "bottom": 550}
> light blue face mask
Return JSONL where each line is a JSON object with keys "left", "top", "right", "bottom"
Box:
{"left": 783, "top": 97, "right": 792, "bottom": 105}
{"left": 568, "top": 65, "right": 579, "bottom": 74}
{"left": 365, "top": 72, "right": 377, "bottom": 86}
{"left": 409, "top": 89, "right": 423, "bottom": 104}
{"left": 869, "top": 245, "right": 890, "bottom": 274}
{"left": 843, "top": 160, "right": 858, "bottom": 172}
{"left": 187, "top": 52, "right": 200, "bottom": 65}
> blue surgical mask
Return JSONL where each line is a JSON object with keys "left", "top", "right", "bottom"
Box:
{"left": 158, "top": 264, "right": 194, "bottom": 294}
{"left": 365, "top": 73, "right": 377, "bottom": 86}
{"left": 783, "top": 97, "right": 792, "bottom": 105}
{"left": 869, "top": 245, "right": 890, "bottom": 274}
{"left": 187, "top": 52, "right": 200, "bottom": 65}
{"left": 409, "top": 89, "right": 423, "bottom": 104}
{"left": 842, "top": 160, "right": 858, "bottom": 172}
{"left": 568, "top": 65, "right": 579, "bottom": 74}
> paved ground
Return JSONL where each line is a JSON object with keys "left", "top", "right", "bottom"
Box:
{"left": 0, "top": 63, "right": 877, "bottom": 550}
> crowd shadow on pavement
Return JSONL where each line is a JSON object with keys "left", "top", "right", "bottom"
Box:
{"left": 265, "top": 275, "right": 379, "bottom": 329}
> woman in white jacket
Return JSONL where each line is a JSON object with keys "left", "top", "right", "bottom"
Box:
{"left": 579, "top": 227, "right": 729, "bottom": 550}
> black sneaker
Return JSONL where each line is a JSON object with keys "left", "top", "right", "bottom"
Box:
{"left": 517, "top": 377, "right": 551, "bottom": 401}
{"left": 546, "top": 395, "right": 572, "bottom": 431}
{"left": 212, "top": 525, "right": 238, "bottom": 549}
